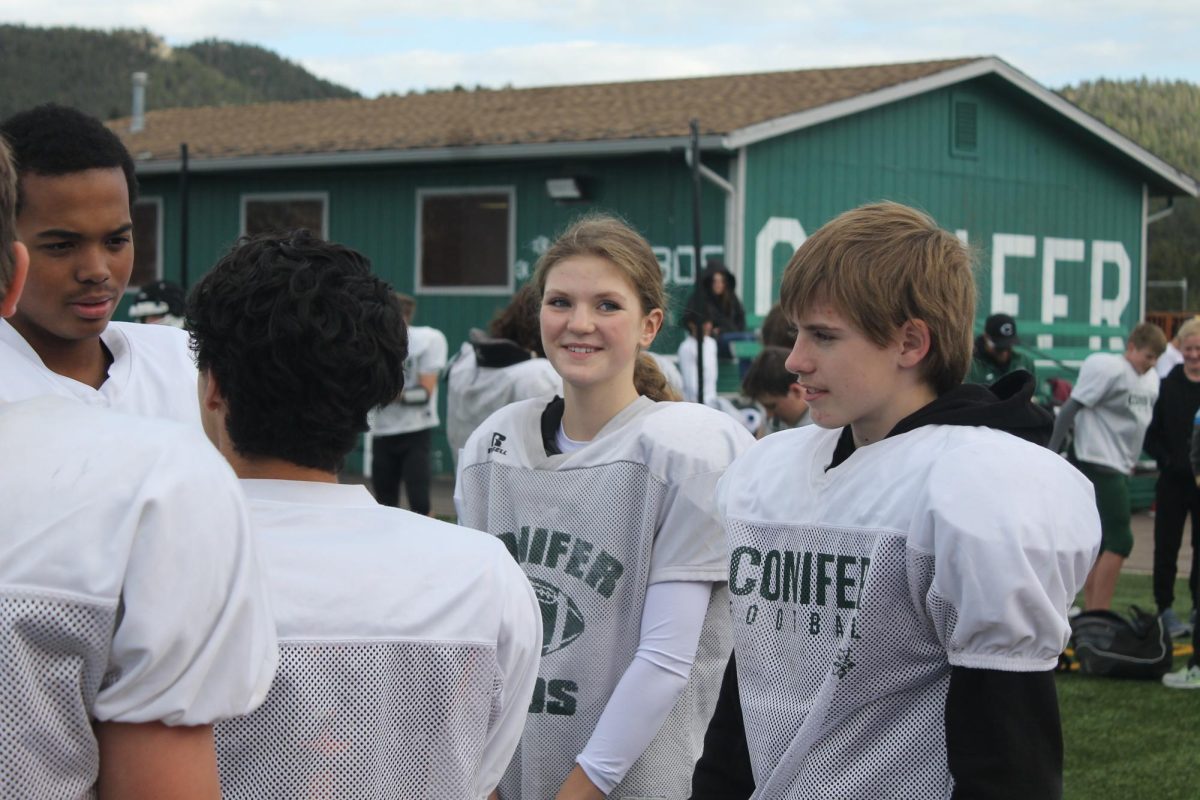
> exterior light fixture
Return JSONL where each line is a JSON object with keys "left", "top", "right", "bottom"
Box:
{"left": 546, "top": 178, "right": 584, "bottom": 201}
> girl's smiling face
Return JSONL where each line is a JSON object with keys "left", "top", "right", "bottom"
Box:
{"left": 540, "top": 255, "right": 662, "bottom": 397}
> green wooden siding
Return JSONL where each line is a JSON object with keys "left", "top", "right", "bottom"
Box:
{"left": 139, "top": 153, "right": 728, "bottom": 349}
{"left": 741, "top": 75, "right": 1146, "bottom": 350}
{"left": 136, "top": 152, "right": 729, "bottom": 474}
{"left": 127, "top": 74, "right": 1161, "bottom": 479}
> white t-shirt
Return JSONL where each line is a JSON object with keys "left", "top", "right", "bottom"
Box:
{"left": 215, "top": 479, "right": 542, "bottom": 800}
{"left": 676, "top": 335, "right": 718, "bottom": 404}
{"left": 648, "top": 352, "right": 685, "bottom": 398}
{"left": 446, "top": 341, "right": 562, "bottom": 456}
{"left": 718, "top": 424, "right": 1099, "bottom": 799}
{"left": 370, "top": 325, "right": 449, "bottom": 436}
{"left": 0, "top": 319, "right": 200, "bottom": 427}
{"left": 1071, "top": 351, "right": 1160, "bottom": 473}
{"left": 455, "top": 396, "right": 754, "bottom": 800}
{"left": 1, "top": 397, "right": 278, "bottom": 798}
{"left": 1157, "top": 341, "right": 1183, "bottom": 379}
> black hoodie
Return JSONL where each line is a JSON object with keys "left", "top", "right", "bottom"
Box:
{"left": 829, "top": 369, "right": 1053, "bottom": 468}
{"left": 691, "top": 369, "right": 1063, "bottom": 800}
{"left": 683, "top": 262, "right": 746, "bottom": 334}
{"left": 1143, "top": 363, "right": 1200, "bottom": 475}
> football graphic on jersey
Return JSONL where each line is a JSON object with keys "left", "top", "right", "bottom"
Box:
{"left": 530, "top": 577, "right": 585, "bottom": 655}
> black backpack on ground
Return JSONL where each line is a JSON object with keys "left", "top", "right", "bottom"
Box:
{"left": 1068, "top": 606, "right": 1173, "bottom": 679}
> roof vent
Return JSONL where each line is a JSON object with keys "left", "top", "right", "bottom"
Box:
{"left": 951, "top": 94, "right": 978, "bottom": 158}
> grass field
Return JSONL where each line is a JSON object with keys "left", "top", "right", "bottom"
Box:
{"left": 1060, "top": 573, "right": 1199, "bottom": 800}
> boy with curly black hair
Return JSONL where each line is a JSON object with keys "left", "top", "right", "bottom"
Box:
{"left": 188, "top": 230, "right": 541, "bottom": 798}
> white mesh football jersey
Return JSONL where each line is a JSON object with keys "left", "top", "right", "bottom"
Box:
{"left": 456, "top": 396, "right": 755, "bottom": 799}
{"left": 719, "top": 424, "right": 1101, "bottom": 800}
{"left": 1, "top": 397, "right": 277, "bottom": 800}
{"left": 446, "top": 342, "right": 562, "bottom": 457}
{"left": 0, "top": 319, "right": 201, "bottom": 426}
{"left": 1070, "top": 352, "right": 1159, "bottom": 472}
{"left": 215, "top": 480, "right": 542, "bottom": 800}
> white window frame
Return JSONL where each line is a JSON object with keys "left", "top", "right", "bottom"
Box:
{"left": 415, "top": 186, "right": 516, "bottom": 296}
{"left": 239, "top": 191, "right": 329, "bottom": 238}
{"left": 128, "top": 195, "right": 164, "bottom": 291}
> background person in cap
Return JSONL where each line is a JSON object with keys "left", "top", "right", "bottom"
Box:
{"left": 966, "top": 312, "right": 1037, "bottom": 388}
{"left": 128, "top": 279, "right": 186, "bottom": 328}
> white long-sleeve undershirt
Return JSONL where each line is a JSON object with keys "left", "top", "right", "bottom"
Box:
{"left": 575, "top": 580, "right": 713, "bottom": 794}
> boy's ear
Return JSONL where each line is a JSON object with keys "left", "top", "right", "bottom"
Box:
{"left": 0, "top": 242, "right": 29, "bottom": 319}
{"left": 786, "top": 382, "right": 805, "bottom": 398}
{"left": 200, "top": 368, "right": 225, "bottom": 412}
{"left": 197, "top": 369, "right": 235, "bottom": 456}
{"left": 896, "top": 319, "right": 932, "bottom": 368}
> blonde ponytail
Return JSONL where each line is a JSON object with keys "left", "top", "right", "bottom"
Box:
{"left": 634, "top": 353, "right": 680, "bottom": 402}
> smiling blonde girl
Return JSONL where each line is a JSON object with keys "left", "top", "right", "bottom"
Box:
{"left": 455, "top": 213, "right": 753, "bottom": 800}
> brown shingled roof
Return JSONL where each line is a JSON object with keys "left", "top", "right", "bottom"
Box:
{"left": 111, "top": 58, "right": 979, "bottom": 163}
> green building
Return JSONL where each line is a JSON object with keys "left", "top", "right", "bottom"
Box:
{"left": 113, "top": 56, "right": 1198, "bottom": 471}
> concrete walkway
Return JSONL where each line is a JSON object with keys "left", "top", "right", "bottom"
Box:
{"left": 1127, "top": 509, "right": 1194, "bottom": 576}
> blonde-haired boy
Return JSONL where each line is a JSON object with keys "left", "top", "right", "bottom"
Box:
{"left": 717, "top": 202, "right": 1099, "bottom": 798}
{"left": 1049, "top": 321, "right": 1167, "bottom": 612}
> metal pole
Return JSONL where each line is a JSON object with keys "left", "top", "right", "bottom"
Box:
{"left": 179, "top": 143, "right": 189, "bottom": 288}
{"left": 690, "top": 119, "right": 705, "bottom": 404}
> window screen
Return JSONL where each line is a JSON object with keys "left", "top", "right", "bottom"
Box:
{"left": 420, "top": 192, "right": 511, "bottom": 289}
{"left": 244, "top": 197, "right": 325, "bottom": 238}
{"left": 130, "top": 199, "right": 160, "bottom": 288}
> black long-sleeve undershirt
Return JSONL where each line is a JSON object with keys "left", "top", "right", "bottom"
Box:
{"left": 946, "top": 667, "right": 1063, "bottom": 800}
{"left": 691, "top": 663, "right": 1064, "bottom": 800}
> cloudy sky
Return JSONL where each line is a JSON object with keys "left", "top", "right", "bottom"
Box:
{"left": 3, "top": 1, "right": 1198, "bottom": 96}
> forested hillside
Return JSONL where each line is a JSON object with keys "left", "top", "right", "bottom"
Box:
{"left": 1061, "top": 79, "right": 1200, "bottom": 311}
{"left": 0, "top": 25, "right": 358, "bottom": 121}
{"left": 181, "top": 39, "right": 356, "bottom": 104}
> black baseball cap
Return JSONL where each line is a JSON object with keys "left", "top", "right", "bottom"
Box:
{"left": 985, "top": 313, "right": 1019, "bottom": 348}
{"left": 129, "top": 279, "right": 186, "bottom": 320}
